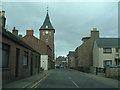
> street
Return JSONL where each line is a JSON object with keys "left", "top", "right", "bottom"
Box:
{"left": 34, "top": 68, "right": 118, "bottom": 88}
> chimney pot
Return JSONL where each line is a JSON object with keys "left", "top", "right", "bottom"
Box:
{"left": 26, "top": 30, "right": 34, "bottom": 36}
{"left": 13, "top": 26, "right": 16, "bottom": 30}
{"left": 12, "top": 27, "right": 18, "bottom": 36}
{"left": 0, "top": 10, "right": 6, "bottom": 29}
{"left": 1, "top": 11, "right": 5, "bottom": 17}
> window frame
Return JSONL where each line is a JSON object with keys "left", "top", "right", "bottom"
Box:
{"left": 2, "top": 43, "right": 10, "bottom": 68}
{"left": 45, "top": 38, "right": 48, "bottom": 42}
{"left": 103, "top": 60, "right": 112, "bottom": 67}
{"left": 103, "top": 48, "right": 112, "bottom": 54}
{"left": 23, "top": 51, "right": 29, "bottom": 68}
{"left": 116, "top": 48, "right": 119, "bottom": 52}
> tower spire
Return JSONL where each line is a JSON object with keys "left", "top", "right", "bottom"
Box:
{"left": 47, "top": 5, "right": 48, "bottom": 13}
{"left": 39, "top": 6, "right": 55, "bottom": 31}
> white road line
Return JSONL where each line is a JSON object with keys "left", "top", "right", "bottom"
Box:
{"left": 65, "top": 71, "right": 79, "bottom": 88}
{"left": 72, "top": 80, "right": 79, "bottom": 88}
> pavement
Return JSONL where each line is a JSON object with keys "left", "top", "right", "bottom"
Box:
{"left": 2, "top": 70, "right": 52, "bottom": 89}
{"left": 69, "top": 69, "right": 119, "bottom": 88}
{"left": 2, "top": 68, "right": 119, "bottom": 89}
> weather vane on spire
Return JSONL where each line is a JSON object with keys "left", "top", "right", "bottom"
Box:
{"left": 47, "top": 5, "right": 49, "bottom": 13}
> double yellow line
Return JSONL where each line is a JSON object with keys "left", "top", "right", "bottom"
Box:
{"left": 30, "top": 74, "right": 49, "bottom": 89}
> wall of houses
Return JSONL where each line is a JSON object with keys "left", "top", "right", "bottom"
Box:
{"left": 2, "top": 33, "right": 40, "bottom": 85}
{"left": 21, "top": 30, "right": 53, "bottom": 69}
{"left": 68, "top": 56, "right": 76, "bottom": 69}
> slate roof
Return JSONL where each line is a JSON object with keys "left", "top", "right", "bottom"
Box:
{"left": 68, "top": 51, "right": 75, "bottom": 56}
{"left": 40, "top": 12, "right": 54, "bottom": 30}
{"left": 95, "top": 38, "right": 120, "bottom": 48}
{"left": 2, "top": 29, "right": 40, "bottom": 54}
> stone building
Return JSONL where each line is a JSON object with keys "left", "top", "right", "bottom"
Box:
{"left": 67, "top": 51, "right": 76, "bottom": 69}
{"left": 75, "top": 28, "right": 99, "bottom": 72}
{"left": 1, "top": 11, "right": 41, "bottom": 85}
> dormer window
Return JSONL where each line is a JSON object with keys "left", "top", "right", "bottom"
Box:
{"left": 46, "top": 25, "right": 48, "bottom": 28}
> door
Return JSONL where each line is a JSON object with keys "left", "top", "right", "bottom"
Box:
{"left": 30, "top": 54, "right": 33, "bottom": 76}
{"left": 15, "top": 48, "right": 20, "bottom": 77}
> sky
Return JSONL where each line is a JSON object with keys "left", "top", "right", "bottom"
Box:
{"left": 1, "top": 1, "right": 118, "bottom": 57}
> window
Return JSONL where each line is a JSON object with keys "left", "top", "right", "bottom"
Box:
{"left": 23, "top": 51, "right": 28, "bottom": 67}
{"left": 2, "top": 43, "right": 10, "bottom": 68}
{"left": 116, "top": 48, "right": 119, "bottom": 52}
{"left": 42, "top": 32, "right": 45, "bottom": 35}
{"left": 35, "top": 56, "right": 37, "bottom": 68}
{"left": 115, "top": 59, "right": 120, "bottom": 65}
{"left": 49, "top": 32, "right": 51, "bottom": 36}
{"left": 103, "top": 48, "right": 112, "bottom": 54}
{"left": 103, "top": 60, "right": 112, "bottom": 67}
{"left": 45, "top": 38, "right": 48, "bottom": 42}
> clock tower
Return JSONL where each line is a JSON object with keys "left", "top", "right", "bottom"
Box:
{"left": 39, "top": 11, "right": 55, "bottom": 60}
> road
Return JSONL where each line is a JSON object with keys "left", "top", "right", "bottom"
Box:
{"left": 35, "top": 68, "right": 118, "bottom": 88}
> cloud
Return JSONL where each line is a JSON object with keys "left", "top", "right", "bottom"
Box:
{"left": 3, "top": 2, "right": 118, "bottom": 56}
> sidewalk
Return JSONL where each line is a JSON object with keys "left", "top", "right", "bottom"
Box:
{"left": 2, "top": 70, "right": 52, "bottom": 88}
{"left": 69, "top": 69, "right": 119, "bottom": 88}
{"left": 83, "top": 72, "right": 119, "bottom": 88}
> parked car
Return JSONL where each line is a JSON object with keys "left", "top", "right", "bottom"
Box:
{"left": 108, "top": 64, "right": 118, "bottom": 68}
{"left": 60, "top": 65, "right": 64, "bottom": 68}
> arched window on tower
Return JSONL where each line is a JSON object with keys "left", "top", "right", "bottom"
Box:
{"left": 42, "top": 31, "right": 45, "bottom": 35}
{"left": 49, "top": 32, "right": 51, "bottom": 36}
{"left": 45, "top": 38, "right": 48, "bottom": 42}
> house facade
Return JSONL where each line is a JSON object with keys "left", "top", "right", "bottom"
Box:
{"left": 67, "top": 51, "right": 76, "bottom": 69}
{"left": 93, "top": 38, "right": 120, "bottom": 69}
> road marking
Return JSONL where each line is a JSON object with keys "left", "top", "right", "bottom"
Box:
{"left": 31, "top": 74, "right": 49, "bottom": 88}
{"left": 72, "top": 80, "right": 79, "bottom": 88}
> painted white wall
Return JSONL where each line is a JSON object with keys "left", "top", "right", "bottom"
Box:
{"left": 93, "top": 46, "right": 118, "bottom": 68}
{"left": 99, "top": 48, "right": 116, "bottom": 68}
{"left": 41, "top": 55, "right": 48, "bottom": 70}
{"left": 93, "top": 41, "right": 120, "bottom": 68}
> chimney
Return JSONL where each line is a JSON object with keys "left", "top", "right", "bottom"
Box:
{"left": 12, "top": 27, "right": 18, "bottom": 36}
{"left": 90, "top": 28, "right": 99, "bottom": 39}
{"left": 0, "top": 10, "right": 6, "bottom": 29}
{"left": 1, "top": 11, "right": 5, "bottom": 17}
{"left": 26, "top": 30, "right": 34, "bottom": 36}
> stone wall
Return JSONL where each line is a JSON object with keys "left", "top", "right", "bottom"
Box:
{"left": 106, "top": 67, "right": 120, "bottom": 78}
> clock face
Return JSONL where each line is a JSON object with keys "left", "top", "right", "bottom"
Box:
{"left": 46, "top": 25, "right": 48, "bottom": 28}
{"left": 45, "top": 31, "right": 49, "bottom": 34}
